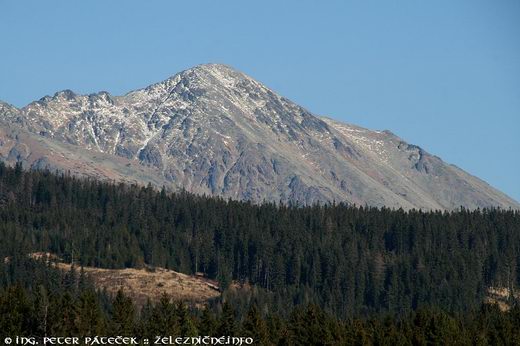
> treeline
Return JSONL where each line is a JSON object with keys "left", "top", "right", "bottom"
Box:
{"left": 0, "top": 163, "right": 520, "bottom": 318}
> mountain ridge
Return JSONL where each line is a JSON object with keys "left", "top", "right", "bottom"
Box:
{"left": 0, "top": 64, "right": 518, "bottom": 210}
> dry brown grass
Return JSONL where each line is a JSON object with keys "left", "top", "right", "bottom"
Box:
{"left": 30, "top": 253, "right": 221, "bottom": 306}
{"left": 485, "top": 287, "right": 520, "bottom": 312}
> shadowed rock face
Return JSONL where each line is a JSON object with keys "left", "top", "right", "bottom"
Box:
{"left": 0, "top": 64, "right": 518, "bottom": 210}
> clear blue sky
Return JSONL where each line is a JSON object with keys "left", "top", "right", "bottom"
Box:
{"left": 1, "top": 0, "right": 519, "bottom": 202}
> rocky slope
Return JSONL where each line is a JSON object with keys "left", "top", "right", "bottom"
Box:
{"left": 0, "top": 64, "right": 517, "bottom": 209}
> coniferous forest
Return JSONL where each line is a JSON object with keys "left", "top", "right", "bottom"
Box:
{"left": 1, "top": 162, "right": 520, "bottom": 344}
{"left": 2, "top": 257, "right": 520, "bottom": 345}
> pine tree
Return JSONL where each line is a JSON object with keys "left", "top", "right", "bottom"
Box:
{"left": 217, "top": 302, "right": 236, "bottom": 336}
{"left": 77, "top": 289, "right": 105, "bottom": 336}
{"left": 49, "top": 292, "right": 78, "bottom": 335}
{"left": 35, "top": 285, "right": 50, "bottom": 337}
{"left": 147, "top": 294, "right": 179, "bottom": 336}
{"left": 111, "top": 290, "right": 135, "bottom": 335}
{"left": 198, "top": 308, "right": 217, "bottom": 336}
{"left": 176, "top": 302, "right": 198, "bottom": 337}
{"left": 0, "top": 285, "right": 35, "bottom": 337}
{"left": 63, "top": 264, "right": 77, "bottom": 294}
{"left": 242, "top": 304, "right": 269, "bottom": 345}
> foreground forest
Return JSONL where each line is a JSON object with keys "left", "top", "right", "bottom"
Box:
{"left": 1, "top": 259, "right": 520, "bottom": 345}
{"left": 0, "top": 163, "right": 519, "bottom": 325}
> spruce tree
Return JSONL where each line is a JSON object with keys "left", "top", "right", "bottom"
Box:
{"left": 242, "top": 304, "right": 269, "bottom": 345}
{"left": 111, "top": 290, "right": 135, "bottom": 335}
{"left": 217, "top": 302, "right": 236, "bottom": 336}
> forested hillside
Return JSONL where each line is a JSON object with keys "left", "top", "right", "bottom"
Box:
{"left": 0, "top": 163, "right": 519, "bottom": 319}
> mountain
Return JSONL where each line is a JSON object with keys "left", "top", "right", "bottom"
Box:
{"left": 0, "top": 63, "right": 518, "bottom": 210}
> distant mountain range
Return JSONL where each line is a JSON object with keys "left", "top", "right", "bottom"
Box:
{"left": 0, "top": 64, "right": 517, "bottom": 210}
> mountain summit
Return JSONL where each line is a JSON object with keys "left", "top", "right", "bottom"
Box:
{"left": 0, "top": 64, "right": 518, "bottom": 209}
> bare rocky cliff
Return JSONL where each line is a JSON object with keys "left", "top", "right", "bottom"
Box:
{"left": 0, "top": 64, "right": 517, "bottom": 210}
